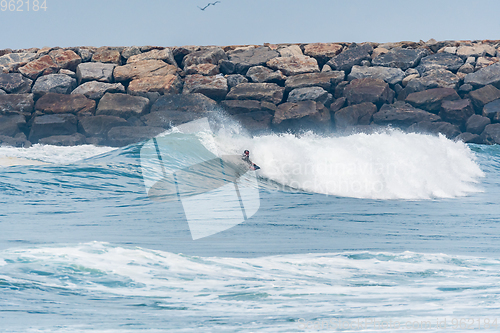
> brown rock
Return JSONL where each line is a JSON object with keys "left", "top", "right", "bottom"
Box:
{"left": 439, "top": 99, "right": 474, "bottom": 129}
{"left": 18, "top": 55, "right": 60, "bottom": 80}
{"left": 0, "top": 94, "right": 34, "bottom": 115}
{"left": 273, "top": 100, "right": 330, "bottom": 130}
{"left": 49, "top": 49, "right": 82, "bottom": 71}
{"left": 185, "top": 63, "right": 219, "bottom": 76}
{"left": 219, "top": 100, "right": 276, "bottom": 115}
{"left": 182, "top": 74, "right": 228, "bottom": 100}
{"left": 127, "top": 48, "right": 176, "bottom": 66}
{"left": 304, "top": 43, "right": 343, "bottom": 59}
{"left": 334, "top": 102, "right": 377, "bottom": 129}
{"left": 128, "top": 74, "right": 183, "bottom": 95}
{"left": 468, "top": 85, "right": 500, "bottom": 112}
{"left": 405, "top": 88, "right": 460, "bottom": 113}
{"left": 266, "top": 56, "right": 320, "bottom": 76}
{"left": 96, "top": 93, "right": 150, "bottom": 118}
{"left": 344, "top": 78, "right": 393, "bottom": 106}
{"left": 91, "top": 47, "right": 122, "bottom": 64}
{"left": 150, "top": 93, "right": 217, "bottom": 114}
{"left": 285, "top": 71, "right": 345, "bottom": 93}
{"left": 226, "top": 83, "right": 284, "bottom": 104}
{"left": 35, "top": 93, "right": 96, "bottom": 115}
{"left": 113, "top": 60, "right": 178, "bottom": 81}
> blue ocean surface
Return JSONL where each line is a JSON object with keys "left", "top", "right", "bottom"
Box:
{"left": 0, "top": 121, "right": 499, "bottom": 332}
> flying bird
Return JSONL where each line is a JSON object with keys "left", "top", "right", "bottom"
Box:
{"left": 198, "top": 1, "right": 220, "bottom": 10}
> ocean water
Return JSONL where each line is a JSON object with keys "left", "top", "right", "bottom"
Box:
{"left": 0, "top": 120, "right": 499, "bottom": 332}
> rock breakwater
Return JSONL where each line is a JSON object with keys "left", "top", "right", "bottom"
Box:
{"left": 1, "top": 40, "right": 500, "bottom": 147}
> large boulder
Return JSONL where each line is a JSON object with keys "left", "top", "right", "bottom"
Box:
{"left": 0, "top": 73, "right": 32, "bottom": 93}
{"left": 272, "top": 100, "right": 331, "bottom": 130}
{"left": 266, "top": 56, "right": 320, "bottom": 76}
{"left": 457, "top": 44, "right": 497, "bottom": 59}
{"left": 28, "top": 114, "right": 77, "bottom": 143}
{"left": 417, "top": 53, "right": 464, "bottom": 72}
{"left": 106, "top": 126, "right": 166, "bottom": 146}
{"left": 480, "top": 123, "right": 500, "bottom": 145}
{"left": 372, "top": 47, "right": 427, "bottom": 70}
{"left": 185, "top": 63, "right": 219, "bottom": 76}
{"left": 466, "top": 114, "right": 491, "bottom": 134}
{"left": 76, "top": 63, "right": 116, "bottom": 84}
{"left": 121, "top": 46, "right": 141, "bottom": 60}
{"left": 372, "top": 101, "right": 440, "bottom": 128}
{"left": 278, "top": 45, "right": 303, "bottom": 57}
{"left": 408, "top": 121, "right": 461, "bottom": 139}
{"left": 71, "top": 81, "right": 125, "bottom": 100}
{"left": 31, "top": 74, "right": 77, "bottom": 98}
{"left": 334, "top": 102, "right": 377, "bottom": 129}
{"left": 245, "top": 66, "right": 286, "bottom": 84}
{"left": 38, "top": 133, "right": 87, "bottom": 146}
{"left": 404, "top": 68, "right": 460, "bottom": 93}
{"left": 18, "top": 55, "right": 60, "bottom": 80}
{"left": 182, "top": 47, "right": 227, "bottom": 68}
{"left": 0, "top": 94, "right": 34, "bottom": 115}
{"left": 222, "top": 46, "right": 279, "bottom": 74}
{"left": 0, "top": 114, "right": 26, "bottom": 137}
{"left": 405, "top": 88, "right": 460, "bottom": 113}
{"left": 219, "top": 100, "right": 276, "bottom": 115}
{"left": 91, "top": 47, "right": 121, "bottom": 64}
{"left": 49, "top": 49, "right": 81, "bottom": 71}
{"left": 226, "top": 83, "right": 284, "bottom": 104}
{"left": 343, "top": 78, "right": 393, "bottom": 106}
{"left": 326, "top": 43, "right": 372, "bottom": 72}
{"left": 226, "top": 74, "right": 248, "bottom": 89}
{"left": 455, "top": 132, "right": 483, "bottom": 144}
{"left": 284, "top": 71, "right": 345, "bottom": 93}
{"left": 482, "top": 99, "right": 500, "bottom": 121}
{"left": 182, "top": 74, "right": 228, "bottom": 100}
{"left": 348, "top": 65, "right": 405, "bottom": 86}
{"left": 128, "top": 74, "right": 182, "bottom": 95}
{"left": 439, "top": 99, "right": 474, "bottom": 129}
{"left": 96, "top": 93, "right": 150, "bottom": 118}
{"left": 287, "top": 87, "right": 331, "bottom": 105}
{"left": 141, "top": 111, "right": 207, "bottom": 129}
{"left": 0, "top": 133, "right": 31, "bottom": 148}
{"left": 303, "top": 43, "right": 343, "bottom": 64}
{"left": 0, "top": 52, "right": 37, "bottom": 72}
{"left": 127, "top": 48, "right": 176, "bottom": 66}
{"left": 468, "top": 85, "right": 500, "bottom": 112}
{"left": 35, "top": 93, "right": 96, "bottom": 115}
{"left": 232, "top": 111, "right": 273, "bottom": 132}
{"left": 113, "top": 60, "right": 178, "bottom": 81}
{"left": 464, "top": 63, "right": 500, "bottom": 89}
{"left": 78, "top": 115, "right": 129, "bottom": 138}
{"left": 151, "top": 93, "right": 217, "bottom": 113}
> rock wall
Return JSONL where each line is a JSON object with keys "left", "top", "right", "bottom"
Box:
{"left": 1, "top": 40, "right": 500, "bottom": 147}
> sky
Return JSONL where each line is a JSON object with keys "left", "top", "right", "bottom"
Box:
{"left": 1, "top": 0, "right": 500, "bottom": 49}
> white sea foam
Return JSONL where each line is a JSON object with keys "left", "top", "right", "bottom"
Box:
{"left": 209, "top": 129, "right": 485, "bottom": 200}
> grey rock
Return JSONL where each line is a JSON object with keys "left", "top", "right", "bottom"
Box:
{"left": 464, "top": 63, "right": 500, "bottom": 89}
{"left": 405, "top": 68, "right": 460, "bottom": 93}
{"left": 32, "top": 74, "right": 77, "bottom": 98}
{"left": 141, "top": 111, "right": 207, "bottom": 129}
{"left": 0, "top": 94, "right": 34, "bottom": 115}
{"left": 455, "top": 132, "right": 482, "bottom": 144}
{"left": 334, "top": 102, "right": 377, "bottom": 129}
{"left": 76, "top": 48, "right": 93, "bottom": 62}
{"left": 226, "top": 74, "right": 248, "bottom": 89}
{"left": 38, "top": 133, "right": 87, "bottom": 146}
{"left": 266, "top": 56, "right": 320, "bottom": 76}
{"left": 232, "top": 111, "right": 273, "bottom": 132}
{"left": 182, "top": 47, "right": 227, "bottom": 68}
{"left": 78, "top": 115, "right": 129, "bottom": 138}
{"left": 326, "top": 43, "right": 373, "bottom": 72}
{"left": 106, "top": 126, "right": 166, "bottom": 147}
{"left": 226, "top": 83, "right": 284, "bottom": 104}
{"left": 372, "top": 48, "right": 427, "bottom": 70}
{"left": 71, "top": 81, "right": 125, "bottom": 100}
{"left": 272, "top": 100, "right": 331, "bottom": 130}
{"left": 219, "top": 100, "right": 276, "bottom": 115}
{"left": 121, "top": 46, "right": 141, "bottom": 59}
{"left": 482, "top": 99, "right": 500, "bottom": 121}
{"left": 459, "top": 84, "right": 473, "bottom": 93}
{"left": 246, "top": 66, "right": 286, "bottom": 84}
{"left": 76, "top": 62, "right": 116, "bottom": 84}
{"left": 348, "top": 65, "right": 404, "bottom": 85}
{"left": 0, "top": 89, "right": 5, "bottom": 95}
{"left": 439, "top": 99, "right": 474, "bottom": 129}
{"left": 224, "top": 46, "right": 279, "bottom": 74}
{"left": 151, "top": 93, "right": 217, "bottom": 113}
{"left": 468, "top": 85, "right": 500, "bottom": 112}
{"left": 96, "top": 93, "right": 149, "bottom": 119}
{"left": 0, "top": 114, "right": 26, "bottom": 137}
{"left": 457, "top": 44, "right": 497, "bottom": 59}
{"left": 466, "top": 114, "right": 491, "bottom": 134}
{"left": 405, "top": 88, "right": 460, "bottom": 113}
{"left": 458, "top": 63, "right": 475, "bottom": 74}
{"left": 372, "top": 101, "right": 440, "bottom": 128}
{"left": 480, "top": 123, "right": 500, "bottom": 145}
{"left": 0, "top": 73, "right": 32, "bottom": 94}
{"left": 285, "top": 71, "right": 345, "bottom": 93}
{"left": 0, "top": 133, "right": 31, "bottom": 148}
{"left": 418, "top": 53, "right": 464, "bottom": 73}
{"left": 28, "top": 114, "right": 77, "bottom": 143}
{"left": 0, "top": 52, "right": 37, "bottom": 72}
{"left": 408, "top": 121, "right": 461, "bottom": 139}
{"left": 183, "top": 74, "right": 228, "bottom": 100}
{"left": 287, "top": 87, "right": 331, "bottom": 105}
{"left": 334, "top": 81, "right": 349, "bottom": 98}
{"left": 344, "top": 78, "right": 393, "bottom": 106}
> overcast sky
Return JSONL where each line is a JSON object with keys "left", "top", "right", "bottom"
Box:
{"left": 1, "top": 0, "right": 500, "bottom": 49}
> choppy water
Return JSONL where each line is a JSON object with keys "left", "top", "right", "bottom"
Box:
{"left": 0, "top": 121, "right": 499, "bottom": 332}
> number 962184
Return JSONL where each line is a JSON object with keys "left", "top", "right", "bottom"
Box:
{"left": 1, "top": 0, "right": 47, "bottom": 11}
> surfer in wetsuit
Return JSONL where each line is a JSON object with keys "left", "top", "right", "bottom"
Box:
{"left": 242, "top": 150, "right": 260, "bottom": 170}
